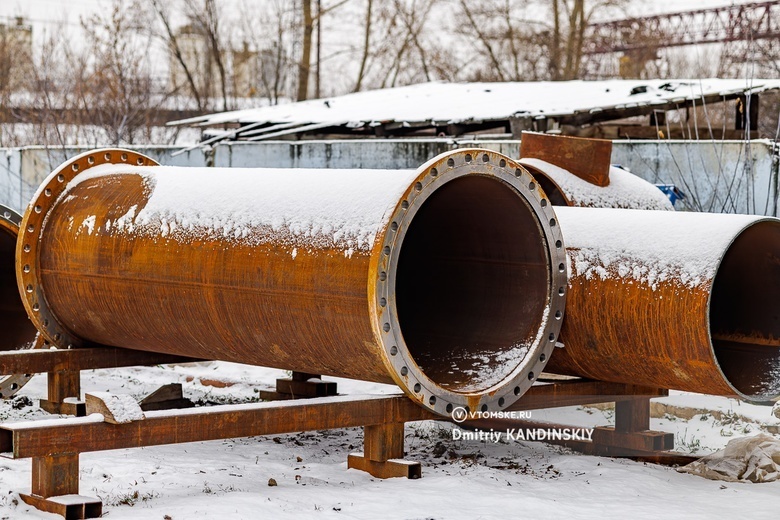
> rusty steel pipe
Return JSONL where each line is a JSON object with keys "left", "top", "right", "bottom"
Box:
{"left": 18, "top": 148, "right": 566, "bottom": 415}
{"left": 0, "top": 205, "right": 40, "bottom": 399}
{"left": 518, "top": 131, "right": 673, "bottom": 211}
{"left": 547, "top": 207, "right": 780, "bottom": 402}
{"left": 518, "top": 159, "right": 674, "bottom": 211}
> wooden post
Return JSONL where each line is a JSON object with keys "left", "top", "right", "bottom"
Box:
{"left": 40, "top": 370, "right": 85, "bottom": 416}
{"left": 348, "top": 422, "right": 421, "bottom": 479}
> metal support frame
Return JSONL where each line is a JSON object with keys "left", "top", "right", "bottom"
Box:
{"left": 39, "top": 370, "right": 84, "bottom": 416}
{"left": 474, "top": 383, "right": 680, "bottom": 463}
{"left": 0, "top": 348, "right": 199, "bottom": 416}
{"left": 0, "top": 342, "right": 684, "bottom": 518}
{"left": 2, "top": 394, "right": 432, "bottom": 519}
{"left": 348, "top": 422, "right": 422, "bottom": 478}
{"left": 0, "top": 377, "right": 685, "bottom": 518}
{"left": 276, "top": 371, "right": 338, "bottom": 398}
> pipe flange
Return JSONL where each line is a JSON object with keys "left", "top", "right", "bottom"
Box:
{"left": 373, "top": 149, "right": 567, "bottom": 415}
{"left": 0, "top": 204, "right": 41, "bottom": 399}
{"left": 17, "top": 149, "right": 159, "bottom": 349}
{"left": 0, "top": 206, "right": 21, "bottom": 228}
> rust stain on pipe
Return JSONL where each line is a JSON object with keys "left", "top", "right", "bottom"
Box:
{"left": 17, "top": 148, "right": 566, "bottom": 415}
{"left": 547, "top": 207, "right": 780, "bottom": 402}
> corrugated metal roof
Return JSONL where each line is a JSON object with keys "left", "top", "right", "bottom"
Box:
{"left": 167, "top": 79, "right": 780, "bottom": 151}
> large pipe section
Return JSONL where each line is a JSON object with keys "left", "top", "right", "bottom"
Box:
{"left": 0, "top": 205, "right": 40, "bottom": 399}
{"left": 519, "top": 159, "right": 674, "bottom": 211}
{"left": 547, "top": 207, "right": 780, "bottom": 402}
{"left": 17, "top": 148, "right": 566, "bottom": 415}
{"left": 519, "top": 131, "right": 673, "bottom": 211}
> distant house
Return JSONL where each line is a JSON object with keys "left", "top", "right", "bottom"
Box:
{"left": 0, "top": 17, "right": 33, "bottom": 93}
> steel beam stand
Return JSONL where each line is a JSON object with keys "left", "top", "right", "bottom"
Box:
{"left": 590, "top": 396, "right": 675, "bottom": 454}
{"left": 19, "top": 492, "right": 102, "bottom": 520}
{"left": 19, "top": 452, "right": 102, "bottom": 519}
{"left": 348, "top": 422, "right": 422, "bottom": 479}
{"left": 471, "top": 382, "right": 682, "bottom": 464}
{"left": 275, "top": 371, "right": 338, "bottom": 398}
{"left": 39, "top": 370, "right": 85, "bottom": 416}
{"left": 0, "top": 379, "right": 687, "bottom": 518}
{"left": 0, "top": 348, "right": 200, "bottom": 416}
{"left": 1, "top": 393, "right": 434, "bottom": 518}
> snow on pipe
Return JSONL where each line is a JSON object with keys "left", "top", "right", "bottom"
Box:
{"left": 546, "top": 207, "right": 780, "bottom": 403}
{"left": 0, "top": 205, "right": 40, "bottom": 399}
{"left": 16, "top": 148, "right": 566, "bottom": 416}
{"left": 518, "top": 131, "right": 673, "bottom": 211}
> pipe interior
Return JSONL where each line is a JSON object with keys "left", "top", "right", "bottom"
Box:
{"left": 0, "top": 225, "right": 37, "bottom": 350}
{"left": 710, "top": 220, "right": 780, "bottom": 399}
{"left": 395, "top": 175, "right": 550, "bottom": 393}
{"left": 529, "top": 172, "right": 569, "bottom": 207}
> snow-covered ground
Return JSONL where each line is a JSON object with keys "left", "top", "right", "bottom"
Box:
{"left": 0, "top": 362, "right": 779, "bottom": 519}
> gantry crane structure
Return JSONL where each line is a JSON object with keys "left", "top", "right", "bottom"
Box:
{"left": 582, "top": 1, "right": 780, "bottom": 78}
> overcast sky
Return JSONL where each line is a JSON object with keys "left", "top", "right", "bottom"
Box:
{"left": 0, "top": 0, "right": 765, "bottom": 88}
{"left": 0, "top": 0, "right": 765, "bottom": 31}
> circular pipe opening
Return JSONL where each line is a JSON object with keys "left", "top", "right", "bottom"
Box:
{"left": 710, "top": 220, "right": 780, "bottom": 399}
{"left": 395, "top": 175, "right": 550, "bottom": 393}
{"left": 524, "top": 169, "right": 569, "bottom": 207}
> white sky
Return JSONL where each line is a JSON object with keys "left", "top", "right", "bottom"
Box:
{"left": 0, "top": 0, "right": 766, "bottom": 33}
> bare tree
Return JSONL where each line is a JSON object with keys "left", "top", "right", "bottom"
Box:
{"left": 347, "top": 0, "right": 455, "bottom": 91}
{"left": 456, "top": 0, "right": 627, "bottom": 81}
{"left": 297, "top": 0, "right": 352, "bottom": 100}
{"left": 236, "top": 0, "right": 298, "bottom": 104}
{"left": 184, "top": 0, "right": 231, "bottom": 111}
{"left": 77, "top": 0, "right": 162, "bottom": 144}
{"left": 150, "top": 0, "right": 206, "bottom": 111}
{"left": 297, "top": 0, "right": 314, "bottom": 101}
{"left": 354, "top": 0, "right": 373, "bottom": 92}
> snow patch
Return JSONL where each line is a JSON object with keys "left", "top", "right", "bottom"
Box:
{"left": 80, "top": 215, "right": 96, "bottom": 235}
{"left": 67, "top": 163, "right": 419, "bottom": 255}
{"left": 86, "top": 392, "right": 145, "bottom": 424}
{"left": 557, "top": 207, "right": 764, "bottom": 289}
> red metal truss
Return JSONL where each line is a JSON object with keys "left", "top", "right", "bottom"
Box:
{"left": 584, "top": 1, "right": 780, "bottom": 55}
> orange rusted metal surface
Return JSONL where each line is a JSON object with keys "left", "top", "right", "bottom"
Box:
{"left": 0, "top": 205, "right": 40, "bottom": 399}
{"left": 17, "top": 148, "right": 566, "bottom": 415}
{"left": 518, "top": 132, "right": 673, "bottom": 211}
{"left": 520, "top": 132, "right": 612, "bottom": 187}
{"left": 547, "top": 206, "right": 780, "bottom": 402}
